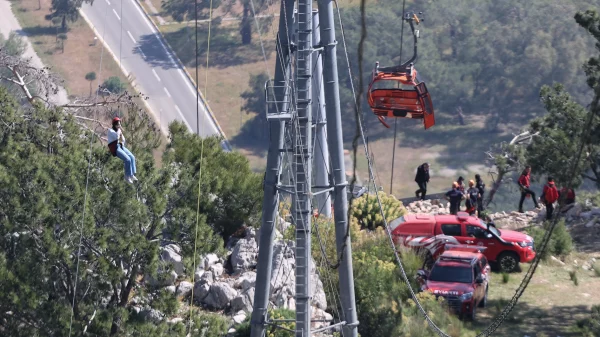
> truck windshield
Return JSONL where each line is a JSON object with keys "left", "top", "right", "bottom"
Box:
{"left": 428, "top": 265, "right": 473, "bottom": 283}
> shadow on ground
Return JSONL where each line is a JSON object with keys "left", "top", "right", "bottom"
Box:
{"left": 160, "top": 25, "right": 272, "bottom": 69}
{"left": 19, "top": 25, "right": 57, "bottom": 36}
{"left": 473, "top": 301, "right": 590, "bottom": 336}
{"left": 230, "top": 114, "right": 269, "bottom": 156}
{"left": 135, "top": 34, "right": 179, "bottom": 70}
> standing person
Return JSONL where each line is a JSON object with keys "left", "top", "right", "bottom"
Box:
{"left": 414, "top": 162, "right": 430, "bottom": 200}
{"left": 518, "top": 166, "right": 539, "bottom": 212}
{"left": 456, "top": 176, "right": 466, "bottom": 194}
{"left": 108, "top": 117, "right": 138, "bottom": 184}
{"left": 465, "top": 180, "right": 479, "bottom": 216}
{"left": 540, "top": 177, "right": 559, "bottom": 220}
{"left": 560, "top": 187, "right": 576, "bottom": 205}
{"left": 445, "top": 182, "right": 465, "bottom": 215}
{"left": 475, "top": 174, "right": 486, "bottom": 213}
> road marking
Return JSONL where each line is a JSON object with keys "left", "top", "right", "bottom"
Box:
{"left": 174, "top": 105, "right": 193, "bottom": 130}
{"left": 127, "top": 31, "right": 136, "bottom": 43}
{"left": 130, "top": 0, "right": 218, "bottom": 134}
{"left": 105, "top": 0, "right": 111, "bottom": 4}
{"left": 137, "top": 46, "right": 146, "bottom": 59}
{"left": 113, "top": 8, "right": 121, "bottom": 20}
{"left": 152, "top": 69, "right": 161, "bottom": 82}
{"left": 163, "top": 87, "right": 171, "bottom": 98}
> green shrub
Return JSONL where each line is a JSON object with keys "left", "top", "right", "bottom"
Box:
{"left": 150, "top": 289, "right": 179, "bottom": 316}
{"left": 502, "top": 272, "right": 510, "bottom": 284}
{"left": 593, "top": 263, "right": 600, "bottom": 277}
{"left": 401, "top": 292, "right": 475, "bottom": 337}
{"left": 351, "top": 192, "right": 406, "bottom": 230}
{"left": 102, "top": 76, "right": 126, "bottom": 94}
{"left": 526, "top": 219, "right": 573, "bottom": 260}
{"left": 569, "top": 270, "right": 579, "bottom": 286}
{"left": 576, "top": 305, "right": 600, "bottom": 337}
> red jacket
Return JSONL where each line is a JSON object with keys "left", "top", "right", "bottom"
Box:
{"left": 518, "top": 173, "right": 530, "bottom": 188}
{"left": 543, "top": 182, "right": 559, "bottom": 204}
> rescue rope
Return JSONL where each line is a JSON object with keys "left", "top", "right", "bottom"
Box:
{"left": 187, "top": 0, "right": 213, "bottom": 331}
{"left": 68, "top": 1, "right": 112, "bottom": 335}
{"left": 388, "top": 0, "right": 407, "bottom": 195}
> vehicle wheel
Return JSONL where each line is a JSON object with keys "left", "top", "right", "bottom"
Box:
{"left": 478, "top": 287, "right": 488, "bottom": 308}
{"left": 498, "top": 252, "right": 519, "bottom": 272}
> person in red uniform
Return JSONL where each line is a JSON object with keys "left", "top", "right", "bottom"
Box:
{"left": 559, "top": 187, "right": 576, "bottom": 205}
{"left": 540, "top": 177, "right": 559, "bottom": 220}
{"left": 518, "top": 166, "right": 539, "bottom": 213}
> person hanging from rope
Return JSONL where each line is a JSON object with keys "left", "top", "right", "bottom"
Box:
{"left": 518, "top": 165, "right": 540, "bottom": 213}
{"left": 465, "top": 180, "right": 479, "bottom": 216}
{"left": 445, "top": 182, "right": 465, "bottom": 215}
{"left": 540, "top": 176, "right": 559, "bottom": 220}
{"left": 414, "top": 162, "right": 430, "bottom": 200}
{"left": 108, "top": 117, "right": 138, "bottom": 184}
{"left": 475, "top": 174, "right": 486, "bottom": 213}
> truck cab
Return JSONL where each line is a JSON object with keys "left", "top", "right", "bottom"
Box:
{"left": 416, "top": 245, "right": 490, "bottom": 320}
{"left": 390, "top": 212, "right": 535, "bottom": 272}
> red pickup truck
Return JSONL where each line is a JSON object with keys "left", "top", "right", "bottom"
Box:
{"left": 417, "top": 245, "right": 491, "bottom": 320}
{"left": 390, "top": 212, "right": 535, "bottom": 272}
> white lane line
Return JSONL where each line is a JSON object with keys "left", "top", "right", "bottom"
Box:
{"left": 127, "top": 31, "right": 136, "bottom": 43}
{"left": 130, "top": 0, "right": 218, "bottom": 134}
{"left": 137, "top": 46, "right": 146, "bottom": 59}
{"left": 174, "top": 105, "right": 193, "bottom": 131}
{"left": 113, "top": 8, "right": 121, "bottom": 20}
{"left": 163, "top": 87, "right": 171, "bottom": 98}
{"left": 152, "top": 69, "right": 161, "bottom": 82}
{"left": 105, "top": 0, "right": 111, "bottom": 5}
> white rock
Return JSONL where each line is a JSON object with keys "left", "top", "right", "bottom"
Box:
{"left": 231, "top": 236, "right": 259, "bottom": 273}
{"left": 203, "top": 282, "right": 238, "bottom": 310}
{"left": 177, "top": 281, "right": 194, "bottom": 297}
{"left": 165, "top": 285, "right": 177, "bottom": 293}
{"left": 167, "top": 317, "right": 184, "bottom": 324}
{"left": 161, "top": 244, "right": 184, "bottom": 275}
{"left": 234, "top": 271, "right": 257, "bottom": 291}
{"left": 141, "top": 308, "right": 164, "bottom": 323}
{"left": 194, "top": 268, "right": 205, "bottom": 281}
{"left": 203, "top": 254, "right": 220, "bottom": 270}
{"left": 233, "top": 311, "right": 247, "bottom": 324}
{"left": 193, "top": 282, "right": 211, "bottom": 301}
{"left": 210, "top": 263, "right": 224, "bottom": 277}
{"left": 585, "top": 219, "right": 596, "bottom": 228}
{"left": 231, "top": 288, "right": 255, "bottom": 312}
{"left": 550, "top": 256, "right": 565, "bottom": 266}
{"left": 591, "top": 207, "right": 600, "bottom": 216}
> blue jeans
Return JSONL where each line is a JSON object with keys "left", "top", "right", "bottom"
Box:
{"left": 116, "top": 144, "right": 136, "bottom": 177}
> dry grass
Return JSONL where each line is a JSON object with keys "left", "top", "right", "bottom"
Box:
{"left": 10, "top": 0, "right": 127, "bottom": 99}
{"left": 470, "top": 252, "right": 600, "bottom": 336}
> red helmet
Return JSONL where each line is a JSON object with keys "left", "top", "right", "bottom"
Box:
{"left": 112, "top": 117, "right": 121, "bottom": 124}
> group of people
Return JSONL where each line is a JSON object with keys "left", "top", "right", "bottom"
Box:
{"left": 414, "top": 163, "right": 486, "bottom": 216}
{"left": 518, "top": 166, "right": 575, "bottom": 220}
{"left": 415, "top": 162, "right": 576, "bottom": 221}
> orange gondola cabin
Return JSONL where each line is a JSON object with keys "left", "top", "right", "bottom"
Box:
{"left": 367, "top": 13, "right": 435, "bottom": 129}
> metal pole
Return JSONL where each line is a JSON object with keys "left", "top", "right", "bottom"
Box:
{"left": 312, "top": 10, "right": 332, "bottom": 218}
{"left": 317, "top": 0, "right": 359, "bottom": 336}
{"left": 250, "top": 0, "right": 295, "bottom": 335}
{"left": 294, "top": 0, "right": 313, "bottom": 334}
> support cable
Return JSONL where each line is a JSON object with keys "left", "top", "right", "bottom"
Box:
{"left": 388, "top": 0, "right": 406, "bottom": 194}
{"left": 67, "top": 2, "right": 111, "bottom": 335}
{"left": 187, "top": 0, "right": 213, "bottom": 332}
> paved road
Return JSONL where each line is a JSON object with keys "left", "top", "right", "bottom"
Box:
{"left": 81, "top": 0, "right": 226, "bottom": 145}
{"left": 0, "top": 0, "right": 69, "bottom": 106}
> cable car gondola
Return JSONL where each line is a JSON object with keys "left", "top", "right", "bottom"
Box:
{"left": 367, "top": 12, "right": 435, "bottom": 130}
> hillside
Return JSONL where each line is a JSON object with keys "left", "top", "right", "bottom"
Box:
{"left": 152, "top": 0, "right": 598, "bottom": 200}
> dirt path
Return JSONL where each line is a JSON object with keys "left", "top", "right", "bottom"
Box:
{"left": 0, "top": 0, "right": 69, "bottom": 105}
